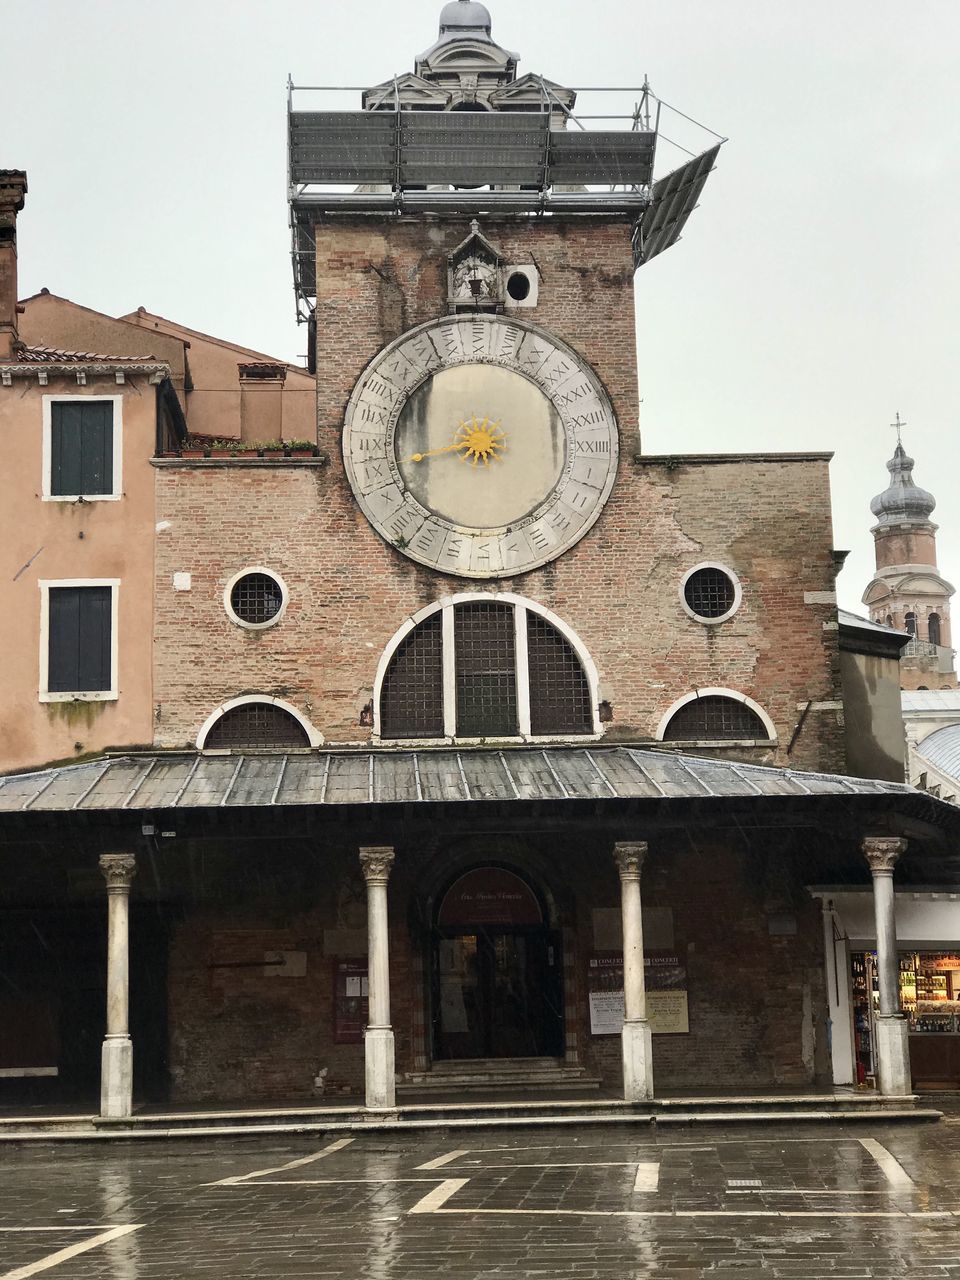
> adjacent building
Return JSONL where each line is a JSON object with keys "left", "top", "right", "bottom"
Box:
{"left": 862, "top": 434, "right": 958, "bottom": 691}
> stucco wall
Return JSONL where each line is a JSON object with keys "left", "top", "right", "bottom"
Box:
{"left": 0, "top": 374, "right": 157, "bottom": 771}
{"left": 839, "top": 649, "right": 908, "bottom": 781}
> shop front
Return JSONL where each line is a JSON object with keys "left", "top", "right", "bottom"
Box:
{"left": 814, "top": 888, "right": 960, "bottom": 1091}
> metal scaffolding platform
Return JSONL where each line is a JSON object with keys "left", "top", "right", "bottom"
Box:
{"left": 287, "top": 81, "right": 725, "bottom": 322}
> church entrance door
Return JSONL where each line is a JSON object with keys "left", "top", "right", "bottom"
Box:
{"left": 431, "top": 866, "right": 564, "bottom": 1060}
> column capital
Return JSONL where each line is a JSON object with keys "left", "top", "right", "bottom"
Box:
{"left": 99, "top": 853, "right": 137, "bottom": 892}
{"left": 359, "top": 846, "right": 395, "bottom": 885}
{"left": 613, "top": 841, "right": 648, "bottom": 880}
{"left": 862, "top": 835, "right": 908, "bottom": 876}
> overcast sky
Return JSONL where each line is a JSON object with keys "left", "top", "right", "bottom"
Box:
{"left": 8, "top": 0, "right": 960, "bottom": 613}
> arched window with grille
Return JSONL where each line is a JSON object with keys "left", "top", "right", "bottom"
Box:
{"left": 928, "top": 613, "right": 942, "bottom": 646}
{"left": 905, "top": 612, "right": 917, "bottom": 636}
{"left": 376, "top": 595, "right": 597, "bottom": 741}
{"left": 657, "top": 691, "right": 774, "bottom": 743}
{"left": 198, "top": 697, "right": 316, "bottom": 750}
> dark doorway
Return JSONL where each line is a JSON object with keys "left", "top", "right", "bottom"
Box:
{"left": 0, "top": 907, "right": 170, "bottom": 1109}
{"left": 431, "top": 866, "right": 564, "bottom": 1060}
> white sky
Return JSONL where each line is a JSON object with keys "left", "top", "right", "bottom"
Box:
{"left": 8, "top": 0, "right": 960, "bottom": 613}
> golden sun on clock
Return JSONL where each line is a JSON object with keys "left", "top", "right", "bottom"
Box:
{"left": 343, "top": 314, "right": 618, "bottom": 579}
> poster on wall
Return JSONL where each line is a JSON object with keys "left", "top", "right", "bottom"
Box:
{"left": 588, "top": 951, "right": 689, "bottom": 1035}
{"left": 334, "top": 960, "right": 368, "bottom": 1044}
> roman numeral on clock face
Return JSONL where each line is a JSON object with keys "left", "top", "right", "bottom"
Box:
{"left": 345, "top": 316, "right": 618, "bottom": 579}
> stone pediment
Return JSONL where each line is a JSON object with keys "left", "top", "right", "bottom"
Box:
{"left": 489, "top": 74, "right": 576, "bottom": 111}
{"left": 417, "top": 39, "right": 513, "bottom": 76}
{"left": 870, "top": 570, "right": 954, "bottom": 598}
{"left": 363, "top": 74, "right": 451, "bottom": 111}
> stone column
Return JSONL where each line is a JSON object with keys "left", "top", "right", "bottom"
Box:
{"left": 863, "top": 836, "right": 911, "bottom": 1096}
{"left": 360, "top": 846, "right": 396, "bottom": 1110}
{"left": 614, "top": 841, "right": 654, "bottom": 1102}
{"left": 99, "top": 853, "right": 137, "bottom": 1119}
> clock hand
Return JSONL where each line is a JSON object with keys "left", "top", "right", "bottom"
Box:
{"left": 399, "top": 441, "right": 470, "bottom": 464}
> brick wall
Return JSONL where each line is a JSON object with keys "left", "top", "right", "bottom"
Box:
{"left": 313, "top": 216, "right": 641, "bottom": 448}
{"left": 163, "top": 828, "right": 830, "bottom": 1101}
{"left": 152, "top": 212, "right": 842, "bottom": 770}
{"left": 153, "top": 452, "right": 842, "bottom": 771}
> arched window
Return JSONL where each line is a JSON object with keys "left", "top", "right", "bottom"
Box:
{"left": 885, "top": 615, "right": 893, "bottom": 627}
{"left": 659, "top": 693, "right": 773, "bottom": 743}
{"left": 201, "top": 700, "right": 312, "bottom": 750}
{"left": 905, "top": 612, "right": 917, "bottom": 636}
{"left": 377, "top": 595, "right": 596, "bottom": 741}
{"left": 928, "top": 613, "right": 942, "bottom": 646}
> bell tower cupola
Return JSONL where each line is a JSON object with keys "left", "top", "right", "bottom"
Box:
{"left": 862, "top": 417, "right": 957, "bottom": 689}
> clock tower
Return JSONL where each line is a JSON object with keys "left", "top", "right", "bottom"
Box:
{"left": 288, "top": 1, "right": 720, "bottom": 582}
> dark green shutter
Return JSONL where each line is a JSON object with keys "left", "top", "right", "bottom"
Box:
{"left": 48, "top": 586, "right": 112, "bottom": 693}
{"left": 50, "top": 401, "right": 113, "bottom": 496}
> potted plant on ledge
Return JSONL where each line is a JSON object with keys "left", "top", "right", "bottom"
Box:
{"left": 286, "top": 439, "right": 318, "bottom": 458}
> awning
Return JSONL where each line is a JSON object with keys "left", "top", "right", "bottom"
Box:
{"left": 0, "top": 745, "right": 940, "bottom": 816}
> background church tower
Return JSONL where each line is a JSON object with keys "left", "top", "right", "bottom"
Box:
{"left": 862, "top": 426, "right": 957, "bottom": 690}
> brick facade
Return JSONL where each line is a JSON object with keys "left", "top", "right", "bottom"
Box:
{"left": 163, "top": 828, "right": 831, "bottom": 1101}
{"left": 153, "top": 212, "right": 843, "bottom": 772}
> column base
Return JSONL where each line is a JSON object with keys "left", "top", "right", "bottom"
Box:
{"left": 874, "top": 1014, "right": 912, "bottom": 1096}
{"left": 100, "top": 1036, "right": 133, "bottom": 1119}
{"left": 621, "top": 1018, "right": 654, "bottom": 1102}
{"left": 364, "top": 1026, "right": 396, "bottom": 1110}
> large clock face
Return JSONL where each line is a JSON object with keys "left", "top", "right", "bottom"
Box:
{"left": 343, "top": 314, "right": 619, "bottom": 579}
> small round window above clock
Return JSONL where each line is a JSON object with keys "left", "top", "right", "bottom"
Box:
{"left": 342, "top": 314, "right": 619, "bottom": 578}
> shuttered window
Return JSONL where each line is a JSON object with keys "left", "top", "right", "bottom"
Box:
{"left": 47, "top": 586, "right": 113, "bottom": 693}
{"left": 50, "top": 401, "right": 114, "bottom": 496}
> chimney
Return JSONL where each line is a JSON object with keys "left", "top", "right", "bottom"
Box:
{"left": 0, "top": 171, "right": 28, "bottom": 360}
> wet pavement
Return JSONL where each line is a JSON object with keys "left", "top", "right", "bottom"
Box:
{"left": 2, "top": 1115, "right": 960, "bottom": 1278}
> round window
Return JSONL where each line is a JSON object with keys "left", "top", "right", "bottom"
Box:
{"left": 506, "top": 271, "right": 531, "bottom": 302}
{"left": 226, "top": 570, "right": 286, "bottom": 628}
{"left": 682, "top": 565, "right": 739, "bottom": 622}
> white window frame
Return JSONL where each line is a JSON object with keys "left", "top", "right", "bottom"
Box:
{"left": 655, "top": 687, "right": 777, "bottom": 745}
{"left": 196, "top": 695, "right": 323, "bottom": 751}
{"left": 42, "top": 394, "right": 123, "bottom": 502}
{"left": 373, "top": 592, "right": 602, "bottom": 745}
{"left": 223, "top": 567, "right": 289, "bottom": 631}
{"left": 39, "top": 578, "right": 120, "bottom": 703}
{"left": 679, "top": 561, "right": 743, "bottom": 625}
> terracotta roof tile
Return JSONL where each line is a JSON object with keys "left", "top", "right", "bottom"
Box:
{"left": 17, "top": 344, "right": 154, "bottom": 364}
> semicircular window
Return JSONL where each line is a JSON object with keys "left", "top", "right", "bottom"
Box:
{"left": 205, "top": 702, "right": 310, "bottom": 750}
{"left": 379, "top": 601, "right": 594, "bottom": 740}
{"left": 662, "top": 695, "right": 769, "bottom": 742}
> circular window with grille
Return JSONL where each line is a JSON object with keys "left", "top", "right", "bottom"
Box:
{"left": 680, "top": 563, "right": 741, "bottom": 625}
{"left": 224, "top": 568, "right": 288, "bottom": 630}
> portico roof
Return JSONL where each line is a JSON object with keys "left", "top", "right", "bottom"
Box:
{"left": 0, "top": 745, "right": 947, "bottom": 823}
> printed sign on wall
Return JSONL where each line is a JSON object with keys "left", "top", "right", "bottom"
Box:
{"left": 587, "top": 951, "right": 689, "bottom": 1035}
{"left": 334, "top": 960, "right": 369, "bottom": 1044}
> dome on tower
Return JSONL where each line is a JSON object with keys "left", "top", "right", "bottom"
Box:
{"left": 870, "top": 441, "right": 936, "bottom": 526}
{"left": 438, "top": 0, "right": 493, "bottom": 35}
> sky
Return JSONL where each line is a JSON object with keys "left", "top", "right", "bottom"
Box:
{"left": 7, "top": 0, "right": 960, "bottom": 613}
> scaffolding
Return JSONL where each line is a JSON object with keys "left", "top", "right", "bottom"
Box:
{"left": 287, "top": 80, "right": 725, "bottom": 323}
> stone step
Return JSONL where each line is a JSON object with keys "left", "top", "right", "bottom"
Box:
{"left": 428, "top": 1057, "right": 566, "bottom": 1073}
{"left": 398, "top": 1074, "right": 601, "bottom": 1094}
{"left": 0, "top": 1104, "right": 943, "bottom": 1143}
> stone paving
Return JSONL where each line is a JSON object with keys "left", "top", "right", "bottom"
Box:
{"left": 1, "top": 1116, "right": 959, "bottom": 1278}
